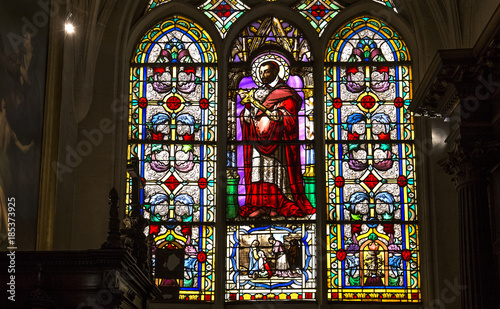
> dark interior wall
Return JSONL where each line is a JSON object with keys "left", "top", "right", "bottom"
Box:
{"left": 50, "top": 0, "right": 147, "bottom": 250}
{"left": 428, "top": 118, "right": 462, "bottom": 309}
{"left": 403, "top": 0, "right": 500, "bottom": 83}
{"left": 68, "top": 2, "right": 131, "bottom": 250}
{"left": 0, "top": 0, "right": 50, "bottom": 251}
{"left": 457, "top": 0, "right": 500, "bottom": 47}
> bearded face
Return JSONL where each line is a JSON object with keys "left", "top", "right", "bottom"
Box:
{"left": 259, "top": 63, "right": 278, "bottom": 84}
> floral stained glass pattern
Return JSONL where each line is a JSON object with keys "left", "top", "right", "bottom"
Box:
{"left": 129, "top": 16, "right": 217, "bottom": 301}
{"left": 226, "top": 16, "right": 316, "bottom": 301}
{"left": 294, "top": 0, "right": 344, "bottom": 35}
{"left": 198, "top": 0, "right": 250, "bottom": 38}
{"left": 324, "top": 17, "right": 419, "bottom": 302}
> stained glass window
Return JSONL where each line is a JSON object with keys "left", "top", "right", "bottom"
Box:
{"left": 294, "top": 0, "right": 344, "bottom": 35}
{"left": 324, "top": 16, "right": 419, "bottom": 302}
{"left": 372, "top": 0, "right": 398, "bottom": 12}
{"left": 133, "top": 2, "right": 420, "bottom": 304}
{"left": 226, "top": 17, "right": 317, "bottom": 301}
{"left": 129, "top": 16, "right": 217, "bottom": 302}
{"left": 147, "top": 0, "right": 172, "bottom": 11}
{"left": 198, "top": 0, "right": 250, "bottom": 38}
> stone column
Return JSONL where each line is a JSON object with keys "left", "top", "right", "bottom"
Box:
{"left": 442, "top": 141, "right": 500, "bottom": 308}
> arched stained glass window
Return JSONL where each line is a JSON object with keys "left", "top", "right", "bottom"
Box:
{"left": 131, "top": 2, "right": 420, "bottom": 305}
{"left": 324, "top": 16, "right": 419, "bottom": 302}
{"left": 128, "top": 16, "right": 217, "bottom": 301}
{"left": 225, "top": 17, "right": 316, "bottom": 301}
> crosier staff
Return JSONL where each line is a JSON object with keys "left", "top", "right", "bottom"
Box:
{"left": 238, "top": 88, "right": 282, "bottom": 121}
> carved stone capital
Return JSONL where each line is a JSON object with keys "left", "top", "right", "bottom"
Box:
{"left": 414, "top": 39, "right": 500, "bottom": 118}
{"left": 441, "top": 140, "right": 500, "bottom": 188}
{"left": 413, "top": 49, "right": 474, "bottom": 117}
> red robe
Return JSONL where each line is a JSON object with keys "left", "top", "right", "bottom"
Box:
{"left": 239, "top": 84, "right": 315, "bottom": 218}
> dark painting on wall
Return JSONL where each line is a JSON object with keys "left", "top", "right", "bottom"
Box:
{"left": 0, "top": 2, "right": 50, "bottom": 250}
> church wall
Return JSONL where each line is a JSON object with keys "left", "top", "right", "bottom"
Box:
{"left": 490, "top": 91, "right": 500, "bottom": 293}
{"left": 425, "top": 118, "right": 462, "bottom": 309}
{"left": 63, "top": 1, "right": 137, "bottom": 250}
{"left": 457, "top": 0, "right": 500, "bottom": 47}
{"left": 403, "top": 0, "right": 500, "bottom": 85}
{"left": 491, "top": 169, "right": 500, "bottom": 290}
{"left": 0, "top": 1, "right": 50, "bottom": 251}
{"left": 49, "top": 9, "right": 81, "bottom": 250}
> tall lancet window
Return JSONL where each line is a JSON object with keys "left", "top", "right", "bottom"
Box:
{"left": 225, "top": 17, "right": 317, "bottom": 301}
{"left": 325, "top": 16, "right": 419, "bottom": 302}
{"left": 128, "top": 16, "right": 217, "bottom": 301}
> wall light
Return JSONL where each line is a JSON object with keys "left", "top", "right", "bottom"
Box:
{"left": 65, "top": 22, "right": 75, "bottom": 34}
{"left": 65, "top": 12, "right": 74, "bottom": 35}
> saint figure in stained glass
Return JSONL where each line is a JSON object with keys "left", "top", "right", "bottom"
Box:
{"left": 226, "top": 17, "right": 316, "bottom": 300}
{"left": 269, "top": 236, "right": 296, "bottom": 277}
{"left": 237, "top": 58, "right": 315, "bottom": 218}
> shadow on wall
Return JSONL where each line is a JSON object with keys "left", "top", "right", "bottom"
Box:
{"left": 0, "top": 1, "right": 50, "bottom": 250}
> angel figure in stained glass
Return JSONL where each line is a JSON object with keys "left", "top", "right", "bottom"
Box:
{"left": 346, "top": 112, "right": 394, "bottom": 171}
{"left": 176, "top": 113, "right": 196, "bottom": 141}
{"left": 150, "top": 113, "right": 170, "bottom": 172}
